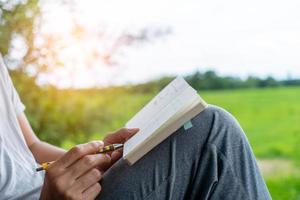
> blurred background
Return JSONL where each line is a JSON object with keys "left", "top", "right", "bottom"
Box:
{"left": 1, "top": 0, "right": 299, "bottom": 199}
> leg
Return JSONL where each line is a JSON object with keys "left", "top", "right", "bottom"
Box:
{"left": 97, "top": 105, "right": 271, "bottom": 200}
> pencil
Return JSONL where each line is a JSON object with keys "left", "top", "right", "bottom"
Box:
{"left": 36, "top": 143, "right": 123, "bottom": 172}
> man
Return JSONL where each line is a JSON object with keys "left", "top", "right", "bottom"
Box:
{"left": 0, "top": 55, "right": 271, "bottom": 200}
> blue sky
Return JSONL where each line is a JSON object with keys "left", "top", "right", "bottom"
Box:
{"left": 38, "top": 0, "right": 300, "bottom": 88}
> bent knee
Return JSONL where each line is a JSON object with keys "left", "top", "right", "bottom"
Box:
{"left": 206, "top": 105, "right": 238, "bottom": 126}
{"left": 195, "top": 104, "right": 239, "bottom": 128}
{"left": 193, "top": 104, "right": 247, "bottom": 145}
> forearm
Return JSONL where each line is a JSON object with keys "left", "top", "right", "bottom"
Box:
{"left": 29, "top": 141, "right": 66, "bottom": 164}
{"left": 17, "top": 112, "right": 66, "bottom": 163}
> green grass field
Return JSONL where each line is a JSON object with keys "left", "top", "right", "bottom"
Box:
{"left": 60, "top": 86, "right": 300, "bottom": 199}
{"left": 201, "top": 87, "right": 300, "bottom": 160}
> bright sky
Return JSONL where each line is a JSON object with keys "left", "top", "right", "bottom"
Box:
{"left": 39, "top": 0, "right": 300, "bottom": 88}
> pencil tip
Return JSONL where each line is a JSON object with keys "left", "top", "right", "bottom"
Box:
{"left": 36, "top": 167, "right": 43, "bottom": 172}
{"left": 114, "top": 143, "right": 124, "bottom": 148}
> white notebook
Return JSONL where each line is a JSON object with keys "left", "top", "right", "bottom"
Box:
{"left": 123, "top": 77, "right": 208, "bottom": 165}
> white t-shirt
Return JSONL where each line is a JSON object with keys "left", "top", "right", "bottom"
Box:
{"left": 0, "top": 56, "right": 44, "bottom": 199}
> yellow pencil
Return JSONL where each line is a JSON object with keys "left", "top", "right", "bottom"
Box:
{"left": 36, "top": 144, "right": 123, "bottom": 172}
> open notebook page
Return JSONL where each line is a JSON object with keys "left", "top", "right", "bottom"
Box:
{"left": 125, "top": 77, "right": 190, "bottom": 129}
{"left": 124, "top": 77, "right": 198, "bottom": 157}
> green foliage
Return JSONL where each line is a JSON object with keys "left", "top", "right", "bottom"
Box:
{"left": 187, "top": 70, "right": 239, "bottom": 90}
{"left": 128, "top": 70, "right": 300, "bottom": 93}
{"left": 11, "top": 72, "right": 152, "bottom": 146}
{"left": 185, "top": 71, "right": 298, "bottom": 90}
{"left": 127, "top": 76, "right": 175, "bottom": 93}
{"left": 0, "top": 0, "right": 39, "bottom": 58}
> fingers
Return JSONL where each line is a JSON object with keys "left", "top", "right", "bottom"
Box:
{"left": 73, "top": 168, "right": 102, "bottom": 192}
{"left": 104, "top": 128, "right": 139, "bottom": 145}
{"left": 83, "top": 183, "right": 102, "bottom": 200}
{"left": 103, "top": 128, "right": 139, "bottom": 164}
{"left": 55, "top": 141, "right": 104, "bottom": 170}
{"left": 111, "top": 149, "right": 122, "bottom": 164}
{"left": 42, "top": 141, "right": 109, "bottom": 200}
{"left": 96, "top": 154, "right": 112, "bottom": 172}
{"left": 60, "top": 169, "right": 102, "bottom": 200}
{"left": 65, "top": 154, "right": 111, "bottom": 180}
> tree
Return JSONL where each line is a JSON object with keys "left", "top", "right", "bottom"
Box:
{"left": 1, "top": 0, "right": 171, "bottom": 84}
{"left": 0, "top": 0, "right": 172, "bottom": 145}
{"left": 0, "top": 0, "right": 39, "bottom": 68}
{"left": 258, "top": 76, "right": 279, "bottom": 88}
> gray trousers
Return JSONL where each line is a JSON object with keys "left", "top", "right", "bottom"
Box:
{"left": 97, "top": 105, "right": 271, "bottom": 200}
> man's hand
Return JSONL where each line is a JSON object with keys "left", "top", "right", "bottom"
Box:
{"left": 40, "top": 141, "right": 111, "bottom": 200}
{"left": 104, "top": 128, "right": 139, "bottom": 164}
{"left": 39, "top": 128, "right": 138, "bottom": 200}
